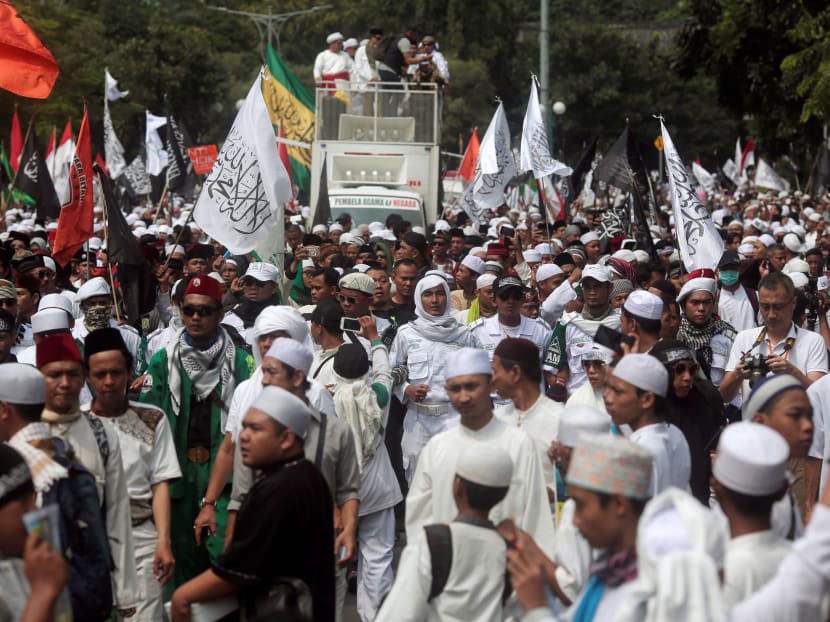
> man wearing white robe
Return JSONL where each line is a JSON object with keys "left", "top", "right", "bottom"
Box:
{"left": 405, "top": 347, "right": 556, "bottom": 556}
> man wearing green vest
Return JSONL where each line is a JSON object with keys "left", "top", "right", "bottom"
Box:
{"left": 140, "top": 274, "right": 254, "bottom": 589}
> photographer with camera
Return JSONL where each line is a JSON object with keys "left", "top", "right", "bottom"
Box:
{"left": 721, "top": 272, "right": 828, "bottom": 405}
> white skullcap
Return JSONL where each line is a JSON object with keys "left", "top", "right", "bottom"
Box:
{"left": 809, "top": 212, "right": 822, "bottom": 223}
{"left": 42, "top": 256, "right": 56, "bottom": 273}
{"left": 0, "top": 363, "right": 46, "bottom": 404}
{"left": 352, "top": 263, "right": 371, "bottom": 274}
{"left": 714, "top": 422, "right": 789, "bottom": 496}
{"left": 759, "top": 233, "right": 777, "bottom": 247}
{"left": 339, "top": 272, "right": 375, "bottom": 295}
{"left": 523, "top": 249, "right": 542, "bottom": 263}
{"left": 209, "top": 271, "right": 224, "bottom": 284}
{"left": 368, "top": 221, "right": 384, "bottom": 233}
{"left": 445, "top": 347, "right": 492, "bottom": 380}
{"left": 677, "top": 277, "right": 717, "bottom": 303}
{"left": 434, "top": 219, "right": 451, "bottom": 232}
{"left": 558, "top": 405, "right": 612, "bottom": 447}
{"left": 475, "top": 273, "right": 497, "bottom": 290}
{"left": 612, "top": 353, "right": 669, "bottom": 398}
{"left": 326, "top": 32, "right": 343, "bottom": 44}
{"left": 461, "top": 255, "right": 485, "bottom": 274}
{"left": 343, "top": 37, "right": 358, "bottom": 49}
{"left": 783, "top": 257, "right": 809, "bottom": 274}
{"left": 312, "top": 224, "right": 328, "bottom": 234}
{"left": 301, "top": 259, "right": 315, "bottom": 269}
{"left": 750, "top": 217, "right": 768, "bottom": 232}
{"left": 31, "top": 308, "right": 70, "bottom": 334}
{"left": 535, "top": 243, "right": 553, "bottom": 256}
{"left": 612, "top": 249, "right": 637, "bottom": 263}
{"left": 76, "top": 276, "right": 111, "bottom": 301}
{"left": 250, "top": 386, "right": 311, "bottom": 439}
{"left": 265, "top": 337, "right": 313, "bottom": 375}
{"left": 580, "top": 232, "right": 600, "bottom": 245}
{"left": 787, "top": 271, "right": 809, "bottom": 290}
{"left": 456, "top": 444, "right": 513, "bottom": 488}
{"left": 633, "top": 249, "right": 651, "bottom": 264}
{"left": 782, "top": 233, "right": 802, "bottom": 253}
{"left": 243, "top": 262, "right": 280, "bottom": 283}
{"left": 582, "top": 264, "right": 612, "bottom": 283}
{"left": 623, "top": 290, "right": 663, "bottom": 321}
{"left": 252, "top": 305, "right": 309, "bottom": 344}
{"left": 29, "top": 237, "right": 47, "bottom": 249}
{"left": 328, "top": 222, "right": 344, "bottom": 232}
{"left": 737, "top": 243, "right": 755, "bottom": 256}
{"left": 536, "top": 263, "right": 564, "bottom": 283}
{"left": 38, "top": 293, "right": 73, "bottom": 315}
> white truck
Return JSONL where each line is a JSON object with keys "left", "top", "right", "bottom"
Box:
{"left": 308, "top": 82, "right": 442, "bottom": 229}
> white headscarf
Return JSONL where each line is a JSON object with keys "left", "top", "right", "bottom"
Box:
{"left": 615, "top": 487, "right": 727, "bottom": 622}
{"left": 410, "top": 274, "right": 468, "bottom": 342}
{"left": 249, "top": 305, "right": 311, "bottom": 366}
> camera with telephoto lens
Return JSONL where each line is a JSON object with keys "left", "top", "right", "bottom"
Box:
{"left": 741, "top": 352, "right": 770, "bottom": 388}
{"left": 804, "top": 277, "right": 822, "bottom": 332}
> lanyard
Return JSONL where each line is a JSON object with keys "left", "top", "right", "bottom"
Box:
{"left": 751, "top": 326, "right": 796, "bottom": 359}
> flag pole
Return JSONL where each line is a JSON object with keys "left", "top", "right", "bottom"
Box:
{"left": 1, "top": 115, "right": 36, "bottom": 221}
{"left": 160, "top": 207, "right": 195, "bottom": 272}
{"left": 152, "top": 178, "right": 170, "bottom": 223}
{"left": 97, "top": 170, "right": 123, "bottom": 323}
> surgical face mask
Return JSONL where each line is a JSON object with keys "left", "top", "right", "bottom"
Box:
{"left": 719, "top": 270, "right": 740, "bottom": 287}
{"left": 84, "top": 304, "right": 113, "bottom": 330}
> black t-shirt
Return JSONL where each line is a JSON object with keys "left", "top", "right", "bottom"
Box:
{"left": 213, "top": 455, "right": 335, "bottom": 621}
{"left": 374, "top": 303, "right": 416, "bottom": 327}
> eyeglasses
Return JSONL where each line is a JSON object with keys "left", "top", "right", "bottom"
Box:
{"left": 498, "top": 289, "right": 524, "bottom": 301}
{"left": 759, "top": 300, "right": 793, "bottom": 312}
{"left": 34, "top": 270, "right": 51, "bottom": 280}
{"left": 242, "top": 278, "right": 268, "bottom": 287}
{"left": 582, "top": 360, "right": 606, "bottom": 369}
{"left": 672, "top": 362, "right": 699, "bottom": 376}
{"left": 0, "top": 298, "right": 16, "bottom": 307}
{"left": 182, "top": 305, "right": 218, "bottom": 318}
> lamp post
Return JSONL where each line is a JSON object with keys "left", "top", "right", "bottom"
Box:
{"left": 552, "top": 100, "right": 566, "bottom": 160}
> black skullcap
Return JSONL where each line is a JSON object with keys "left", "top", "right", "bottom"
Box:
{"left": 359, "top": 244, "right": 374, "bottom": 255}
{"left": 0, "top": 444, "right": 33, "bottom": 507}
{"left": 186, "top": 244, "right": 214, "bottom": 261}
{"left": 370, "top": 27, "right": 384, "bottom": 36}
{"left": 333, "top": 342, "right": 369, "bottom": 379}
{"left": 310, "top": 298, "right": 343, "bottom": 333}
{"left": 302, "top": 233, "right": 323, "bottom": 246}
{"left": 554, "top": 252, "right": 575, "bottom": 267}
{"left": 402, "top": 232, "right": 427, "bottom": 257}
{"left": 494, "top": 337, "right": 539, "bottom": 363}
{"left": 84, "top": 327, "right": 128, "bottom": 360}
{"left": 649, "top": 279, "right": 677, "bottom": 299}
{"left": 12, "top": 254, "right": 44, "bottom": 274}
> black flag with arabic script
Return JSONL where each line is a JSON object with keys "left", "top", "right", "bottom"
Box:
{"left": 560, "top": 138, "right": 597, "bottom": 212}
{"left": 165, "top": 112, "right": 197, "bottom": 195}
{"left": 14, "top": 129, "right": 60, "bottom": 220}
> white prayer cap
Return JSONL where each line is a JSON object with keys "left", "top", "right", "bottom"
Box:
{"left": 463, "top": 226, "right": 478, "bottom": 237}
{"left": 445, "top": 347, "right": 492, "bottom": 380}
{"left": 126, "top": 214, "right": 139, "bottom": 225}
{"left": 737, "top": 243, "right": 755, "bottom": 257}
{"left": 301, "top": 259, "right": 315, "bottom": 269}
{"left": 133, "top": 227, "right": 147, "bottom": 238}
{"left": 787, "top": 271, "right": 809, "bottom": 290}
{"left": 368, "top": 221, "right": 384, "bottom": 233}
{"left": 461, "top": 255, "right": 485, "bottom": 274}
{"left": 250, "top": 386, "right": 311, "bottom": 439}
{"left": 159, "top": 225, "right": 173, "bottom": 235}
{"left": 343, "top": 37, "right": 358, "bottom": 49}
{"left": 566, "top": 433, "right": 653, "bottom": 499}
{"left": 475, "top": 273, "right": 497, "bottom": 290}
{"left": 714, "top": 422, "right": 789, "bottom": 496}
{"left": 434, "top": 219, "right": 450, "bottom": 232}
{"left": 580, "top": 231, "right": 600, "bottom": 245}
{"left": 677, "top": 277, "right": 717, "bottom": 304}
{"left": 38, "top": 293, "right": 73, "bottom": 315}
{"left": 88, "top": 237, "right": 103, "bottom": 250}
{"left": 31, "top": 308, "right": 70, "bottom": 334}
{"left": 326, "top": 31, "right": 344, "bottom": 44}
{"left": 612, "top": 353, "right": 669, "bottom": 398}
{"left": 536, "top": 263, "right": 563, "bottom": 283}
{"left": 523, "top": 249, "right": 542, "bottom": 263}
{"left": 41, "top": 256, "right": 56, "bottom": 273}
{"left": 0, "top": 363, "right": 46, "bottom": 404}
{"left": 558, "top": 405, "right": 612, "bottom": 447}
{"left": 243, "top": 262, "right": 280, "bottom": 283}
{"left": 534, "top": 243, "right": 553, "bottom": 256}
{"left": 809, "top": 212, "right": 822, "bottom": 223}
{"left": 339, "top": 272, "right": 375, "bottom": 295}
{"left": 76, "top": 276, "right": 111, "bottom": 301}
{"left": 265, "top": 337, "right": 313, "bottom": 375}
{"left": 782, "top": 232, "right": 802, "bottom": 253}
{"left": 741, "top": 235, "right": 760, "bottom": 244}
{"left": 623, "top": 290, "right": 663, "bottom": 321}
{"left": 352, "top": 263, "right": 371, "bottom": 273}
{"left": 750, "top": 217, "right": 768, "bottom": 232}
{"left": 329, "top": 222, "right": 344, "bottom": 232}
{"left": 581, "top": 264, "right": 612, "bottom": 284}
{"left": 412, "top": 226, "right": 425, "bottom": 236}
{"left": 611, "top": 249, "right": 636, "bottom": 263}
{"left": 759, "top": 233, "right": 776, "bottom": 247}
{"left": 208, "top": 271, "right": 224, "bottom": 284}
{"left": 791, "top": 224, "right": 807, "bottom": 237}
{"left": 455, "top": 444, "right": 513, "bottom": 488}
{"left": 171, "top": 244, "right": 186, "bottom": 256}
{"left": 632, "top": 249, "right": 651, "bottom": 264}
{"left": 783, "top": 257, "right": 809, "bottom": 274}
{"left": 312, "top": 224, "right": 328, "bottom": 234}
{"left": 252, "top": 305, "right": 309, "bottom": 344}
{"left": 29, "top": 237, "right": 47, "bottom": 250}
{"left": 742, "top": 374, "right": 804, "bottom": 420}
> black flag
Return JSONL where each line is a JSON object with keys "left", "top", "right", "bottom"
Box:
{"left": 165, "top": 114, "right": 197, "bottom": 196}
{"left": 808, "top": 142, "right": 830, "bottom": 199}
{"left": 14, "top": 130, "right": 60, "bottom": 220}
{"left": 95, "top": 163, "right": 144, "bottom": 267}
{"left": 561, "top": 139, "right": 597, "bottom": 211}
{"left": 313, "top": 158, "right": 331, "bottom": 227}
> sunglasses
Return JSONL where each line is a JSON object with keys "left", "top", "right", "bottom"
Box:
{"left": 672, "top": 362, "right": 699, "bottom": 376}
{"left": 0, "top": 298, "right": 16, "bottom": 307}
{"left": 182, "top": 305, "right": 218, "bottom": 318}
{"left": 337, "top": 292, "right": 363, "bottom": 305}
{"left": 498, "top": 289, "right": 524, "bottom": 301}
{"left": 34, "top": 270, "right": 51, "bottom": 279}
{"left": 582, "top": 360, "right": 606, "bottom": 369}
{"left": 242, "top": 278, "right": 268, "bottom": 287}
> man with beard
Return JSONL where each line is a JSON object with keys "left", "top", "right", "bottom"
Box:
{"left": 222, "top": 263, "right": 281, "bottom": 343}
{"left": 676, "top": 270, "right": 736, "bottom": 386}
{"left": 140, "top": 275, "right": 254, "bottom": 588}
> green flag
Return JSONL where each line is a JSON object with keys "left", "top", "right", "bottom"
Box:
{"left": 0, "top": 146, "right": 35, "bottom": 207}
{"left": 264, "top": 44, "right": 315, "bottom": 194}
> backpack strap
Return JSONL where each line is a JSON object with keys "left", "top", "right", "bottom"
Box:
{"left": 84, "top": 413, "right": 110, "bottom": 468}
{"left": 314, "top": 412, "right": 328, "bottom": 470}
{"left": 425, "top": 523, "right": 452, "bottom": 601}
{"left": 744, "top": 285, "right": 759, "bottom": 316}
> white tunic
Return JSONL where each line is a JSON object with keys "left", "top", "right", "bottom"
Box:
{"left": 313, "top": 49, "right": 351, "bottom": 81}
{"left": 376, "top": 521, "right": 506, "bottom": 622}
{"left": 808, "top": 373, "right": 830, "bottom": 496}
{"left": 406, "top": 416, "right": 556, "bottom": 556}
{"left": 495, "top": 393, "right": 562, "bottom": 487}
{"left": 629, "top": 423, "right": 691, "bottom": 495}
{"left": 552, "top": 498, "right": 594, "bottom": 603}
{"left": 470, "top": 314, "right": 551, "bottom": 362}
{"left": 72, "top": 319, "right": 141, "bottom": 360}
{"left": 718, "top": 286, "right": 758, "bottom": 332}
{"left": 722, "top": 530, "right": 791, "bottom": 608}
{"left": 565, "top": 382, "right": 607, "bottom": 413}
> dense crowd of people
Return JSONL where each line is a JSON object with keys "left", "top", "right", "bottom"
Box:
{"left": 2, "top": 181, "right": 830, "bottom": 622}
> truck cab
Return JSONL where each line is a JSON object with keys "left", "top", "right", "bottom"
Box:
{"left": 308, "top": 81, "right": 442, "bottom": 230}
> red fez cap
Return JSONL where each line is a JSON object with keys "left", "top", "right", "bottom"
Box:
{"left": 184, "top": 275, "right": 222, "bottom": 303}
{"left": 37, "top": 333, "right": 83, "bottom": 367}
{"left": 687, "top": 268, "right": 715, "bottom": 280}
{"left": 486, "top": 243, "right": 509, "bottom": 257}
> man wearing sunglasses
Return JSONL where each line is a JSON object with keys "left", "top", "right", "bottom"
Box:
{"left": 221, "top": 262, "right": 281, "bottom": 344}
{"left": 140, "top": 275, "right": 254, "bottom": 589}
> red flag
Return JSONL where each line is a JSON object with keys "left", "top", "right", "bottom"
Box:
{"left": 186, "top": 144, "right": 218, "bottom": 175}
{"left": 740, "top": 139, "right": 755, "bottom": 174}
{"left": 278, "top": 122, "right": 293, "bottom": 195}
{"left": 94, "top": 152, "right": 109, "bottom": 177}
{"left": 58, "top": 118, "right": 72, "bottom": 146}
{"left": 44, "top": 125, "right": 56, "bottom": 160}
{"left": 0, "top": 3, "right": 59, "bottom": 99}
{"left": 53, "top": 107, "right": 93, "bottom": 267}
{"left": 458, "top": 128, "right": 479, "bottom": 182}
{"left": 10, "top": 108, "right": 22, "bottom": 172}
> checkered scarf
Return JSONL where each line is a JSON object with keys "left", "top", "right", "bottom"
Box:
{"left": 7, "top": 423, "right": 68, "bottom": 494}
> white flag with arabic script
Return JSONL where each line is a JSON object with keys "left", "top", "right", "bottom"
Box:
{"left": 661, "top": 120, "right": 723, "bottom": 272}
{"left": 520, "top": 81, "right": 572, "bottom": 178}
{"left": 194, "top": 69, "right": 292, "bottom": 254}
{"left": 104, "top": 99, "right": 127, "bottom": 179}
{"left": 754, "top": 158, "right": 791, "bottom": 193}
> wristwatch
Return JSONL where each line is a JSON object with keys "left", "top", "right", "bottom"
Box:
{"left": 200, "top": 497, "right": 216, "bottom": 508}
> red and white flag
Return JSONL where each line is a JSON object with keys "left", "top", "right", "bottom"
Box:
{"left": 46, "top": 119, "right": 74, "bottom": 204}
{"left": 10, "top": 107, "right": 22, "bottom": 172}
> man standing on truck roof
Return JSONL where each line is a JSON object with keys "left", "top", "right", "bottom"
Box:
{"left": 314, "top": 32, "right": 351, "bottom": 93}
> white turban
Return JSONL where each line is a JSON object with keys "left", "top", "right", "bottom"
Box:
{"left": 250, "top": 305, "right": 311, "bottom": 366}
